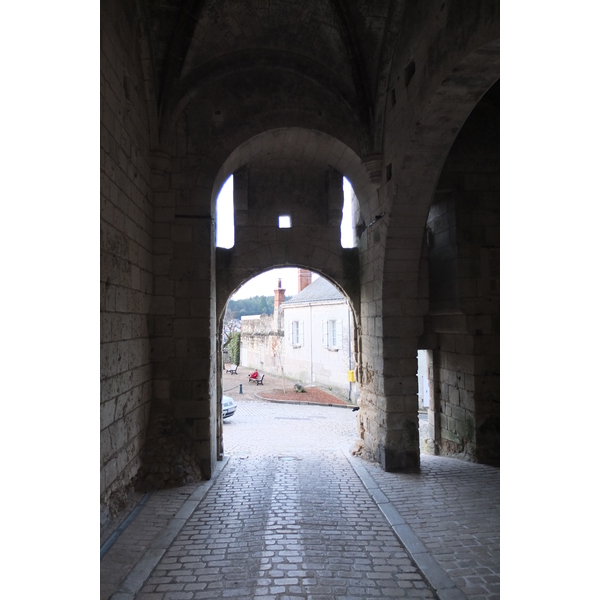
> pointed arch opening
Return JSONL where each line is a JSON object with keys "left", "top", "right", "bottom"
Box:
{"left": 218, "top": 267, "right": 360, "bottom": 458}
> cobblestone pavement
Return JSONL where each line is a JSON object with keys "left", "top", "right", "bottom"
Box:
{"left": 352, "top": 457, "right": 499, "bottom": 600}
{"left": 102, "top": 398, "right": 499, "bottom": 600}
{"left": 102, "top": 484, "right": 201, "bottom": 599}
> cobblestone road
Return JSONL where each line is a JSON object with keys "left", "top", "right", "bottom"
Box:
{"left": 132, "top": 400, "right": 437, "bottom": 600}
{"left": 104, "top": 398, "right": 499, "bottom": 600}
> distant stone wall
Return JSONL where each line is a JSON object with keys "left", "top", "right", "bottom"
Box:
{"left": 240, "top": 315, "right": 283, "bottom": 377}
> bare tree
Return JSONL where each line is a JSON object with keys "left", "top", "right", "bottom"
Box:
{"left": 222, "top": 309, "right": 240, "bottom": 349}
{"left": 271, "top": 335, "right": 286, "bottom": 393}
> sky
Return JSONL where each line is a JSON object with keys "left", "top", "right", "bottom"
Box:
{"left": 231, "top": 267, "right": 320, "bottom": 300}
{"left": 217, "top": 175, "right": 355, "bottom": 249}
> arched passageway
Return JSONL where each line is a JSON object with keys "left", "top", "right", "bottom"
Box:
{"left": 100, "top": 0, "right": 500, "bottom": 521}
{"left": 356, "top": 41, "right": 500, "bottom": 471}
{"left": 420, "top": 81, "right": 500, "bottom": 464}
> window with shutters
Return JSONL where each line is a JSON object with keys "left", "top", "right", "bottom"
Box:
{"left": 290, "top": 321, "right": 303, "bottom": 347}
{"left": 322, "top": 319, "right": 342, "bottom": 350}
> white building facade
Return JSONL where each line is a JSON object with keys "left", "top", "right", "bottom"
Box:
{"left": 238, "top": 272, "right": 357, "bottom": 402}
{"left": 282, "top": 276, "right": 356, "bottom": 400}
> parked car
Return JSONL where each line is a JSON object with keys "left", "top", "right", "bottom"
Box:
{"left": 222, "top": 395, "right": 237, "bottom": 419}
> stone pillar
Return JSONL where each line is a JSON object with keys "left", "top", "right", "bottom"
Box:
{"left": 356, "top": 193, "right": 426, "bottom": 472}
{"left": 141, "top": 152, "right": 218, "bottom": 486}
{"left": 379, "top": 317, "right": 422, "bottom": 471}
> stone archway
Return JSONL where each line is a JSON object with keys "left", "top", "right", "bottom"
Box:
{"left": 358, "top": 39, "right": 500, "bottom": 470}
{"left": 212, "top": 128, "right": 374, "bottom": 318}
{"left": 422, "top": 81, "right": 500, "bottom": 464}
{"left": 211, "top": 133, "right": 368, "bottom": 466}
{"left": 101, "top": 0, "right": 501, "bottom": 523}
{"left": 216, "top": 267, "right": 361, "bottom": 461}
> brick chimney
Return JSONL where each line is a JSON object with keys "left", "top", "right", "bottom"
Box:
{"left": 298, "top": 268, "right": 312, "bottom": 292}
{"left": 273, "top": 278, "right": 285, "bottom": 331}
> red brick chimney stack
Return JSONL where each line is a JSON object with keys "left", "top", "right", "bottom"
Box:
{"left": 273, "top": 278, "right": 285, "bottom": 331}
{"left": 274, "top": 278, "right": 285, "bottom": 309}
{"left": 298, "top": 269, "right": 312, "bottom": 292}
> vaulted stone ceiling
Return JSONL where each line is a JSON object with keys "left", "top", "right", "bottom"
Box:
{"left": 140, "top": 0, "right": 403, "bottom": 157}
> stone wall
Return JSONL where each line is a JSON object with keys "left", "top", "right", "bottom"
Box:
{"left": 100, "top": 0, "right": 154, "bottom": 524}
{"left": 354, "top": 213, "right": 386, "bottom": 464}
{"left": 100, "top": 1, "right": 500, "bottom": 508}
{"left": 240, "top": 315, "right": 283, "bottom": 377}
{"left": 214, "top": 135, "right": 364, "bottom": 319}
{"left": 426, "top": 83, "right": 500, "bottom": 465}
{"left": 354, "top": 3, "right": 499, "bottom": 472}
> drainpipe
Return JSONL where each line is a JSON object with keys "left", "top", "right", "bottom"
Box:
{"left": 309, "top": 303, "right": 313, "bottom": 383}
{"left": 348, "top": 302, "right": 351, "bottom": 402}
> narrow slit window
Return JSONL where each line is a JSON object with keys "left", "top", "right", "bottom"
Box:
{"left": 279, "top": 215, "right": 291, "bottom": 228}
{"left": 341, "top": 177, "right": 356, "bottom": 248}
{"left": 216, "top": 174, "right": 234, "bottom": 248}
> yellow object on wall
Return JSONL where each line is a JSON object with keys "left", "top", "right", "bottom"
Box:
{"left": 347, "top": 370, "right": 355, "bottom": 382}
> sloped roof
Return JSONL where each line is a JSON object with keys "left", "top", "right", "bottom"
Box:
{"left": 282, "top": 277, "right": 344, "bottom": 306}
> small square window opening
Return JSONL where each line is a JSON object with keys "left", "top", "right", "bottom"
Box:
{"left": 279, "top": 215, "right": 291, "bottom": 228}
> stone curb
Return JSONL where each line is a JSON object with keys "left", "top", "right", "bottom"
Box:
{"left": 344, "top": 451, "right": 468, "bottom": 600}
{"left": 254, "top": 393, "right": 357, "bottom": 409}
{"left": 223, "top": 371, "right": 357, "bottom": 409}
{"left": 108, "top": 457, "right": 230, "bottom": 600}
